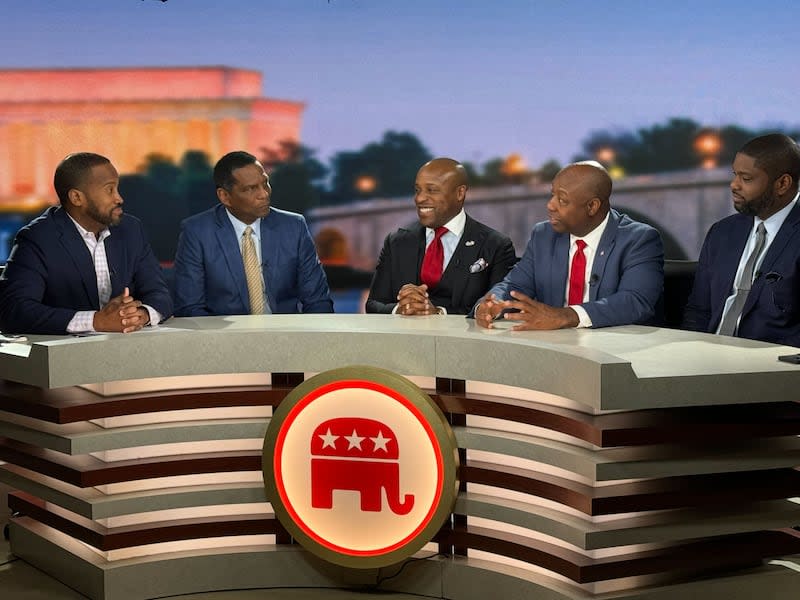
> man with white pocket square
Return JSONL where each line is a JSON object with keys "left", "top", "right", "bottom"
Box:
{"left": 366, "top": 158, "right": 516, "bottom": 315}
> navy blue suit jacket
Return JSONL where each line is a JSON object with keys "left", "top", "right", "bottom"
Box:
{"left": 683, "top": 202, "right": 800, "bottom": 346}
{"left": 365, "top": 215, "right": 516, "bottom": 315}
{"left": 0, "top": 206, "right": 173, "bottom": 335}
{"left": 483, "top": 209, "right": 664, "bottom": 327}
{"left": 172, "top": 204, "right": 333, "bottom": 316}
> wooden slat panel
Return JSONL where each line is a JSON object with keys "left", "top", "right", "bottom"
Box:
{"left": 0, "top": 380, "right": 291, "bottom": 424}
{"left": 8, "top": 491, "right": 278, "bottom": 550}
{"left": 434, "top": 393, "right": 800, "bottom": 447}
{"left": 462, "top": 461, "right": 800, "bottom": 515}
{"left": 434, "top": 524, "right": 800, "bottom": 583}
{"left": 0, "top": 438, "right": 261, "bottom": 486}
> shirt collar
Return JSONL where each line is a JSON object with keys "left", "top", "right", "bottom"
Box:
{"left": 225, "top": 209, "right": 261, "bottom": 240}
{"left": 757, "top": 190, "right": 798, "bottom": 238}
{"left": 427, "top": 209, "right": 466, "bottom": 238}
{"left": 66, "top": 212, "right": 111, "bottom": 242}
{"left": 570, "top": 211, "right": 610, "bottom": 250}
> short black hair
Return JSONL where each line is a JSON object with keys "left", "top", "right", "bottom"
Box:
{"left": 53, "top": 153, "right": 111, "bottom": 205}
{"left": 739, "top": 134, "right": 800, "bottom": 184}
{"left": 214, "top": 151, "right": 259, "bottom": 191}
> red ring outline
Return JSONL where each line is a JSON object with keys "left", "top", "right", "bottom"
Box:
{"left": 272, "top": 379, "right": 445, "bottom": 557}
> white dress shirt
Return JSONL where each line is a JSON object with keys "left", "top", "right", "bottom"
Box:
{"left": 566, "top": 212, "right": 610, "bottom": 328}
{"left": 66, "top": 214, "right": 161, "bottom": 333}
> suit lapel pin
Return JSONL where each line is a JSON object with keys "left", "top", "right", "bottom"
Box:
{"left": 469, "top": 258, "right": 488, "bottom": 273}
{"left": 465, "top": 240, "right": 475, "bottom": 246}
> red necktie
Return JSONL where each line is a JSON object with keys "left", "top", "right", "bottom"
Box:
{"left": 568, "top": 239, "right": 587, "bottom": 305}
{"left": 420, "top": 226, "right": 448, "bottom": 289}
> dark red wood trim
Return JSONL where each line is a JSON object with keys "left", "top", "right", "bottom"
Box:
{"left": 432, "top": 393, "right": 800, "bottom": 447}
{"left": 9, "top": 491, "right": 280, "bottom": 550}
{"left": 461, "top": 461, "right": 800, "bottom": 515}
{"left": 435, "top": 525, "right": 800, "bottom": 583}
{"left": 0, "top": 438, "right": 261, "bottom": 487}
{"left": 0, "top": 380, "right": 291, "bottom": 424}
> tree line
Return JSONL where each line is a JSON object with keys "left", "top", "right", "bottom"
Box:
{"left": 117, "top": 117, "right": 799, "bottom": 262}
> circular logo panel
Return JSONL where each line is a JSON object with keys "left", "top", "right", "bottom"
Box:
{"left": 263, "top": 366, "right": 459, "bottom": 569}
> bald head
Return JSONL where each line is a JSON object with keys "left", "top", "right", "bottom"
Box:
{"left": 547, "top": 161, "right": 612, "bottom": 237}
{"left": 418, "top": 158, "right": 468, "bottom": 188}
{"left": 559, "top": 161, "right": 613, "bottom": 205}
{"left": 414, "top": 157, "right": 468, "bottom": 229}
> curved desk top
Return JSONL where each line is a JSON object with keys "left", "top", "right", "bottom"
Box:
{"left": 1, "top": 315, "right": 797, "bottom": 410}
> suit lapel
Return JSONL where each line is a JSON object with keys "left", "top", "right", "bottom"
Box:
{"left": 104, "top": 229, "right": 124, "bottom": 298}
{"left": 742, "top": 203, "right": 800, "bottom": 317}
{"left": 260, "top": 212, "right": 283, "bottom": 308}
{"left": 756, "top": 203, "right": 800, "bottom": 276}
{"left": 214, "top": 206, "right": 250, "bottom": 309}
{"left": 54, "top": 208, "right": 100, "bottom": 308}
{"left": 396, "top": 223, "right": 426, "bottom": 285}
{"left": 548, "top": 234, "right": 570, "bottom": 306}
{"left": 590, "top": 210, "right": 620, "bottom": 301}
{"left": 440, "top": 216, "right": 485, "bottom": 300}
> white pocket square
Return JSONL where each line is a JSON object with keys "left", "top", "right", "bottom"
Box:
{"left": 469, "top": 258, "right": 488, "bottom": 273}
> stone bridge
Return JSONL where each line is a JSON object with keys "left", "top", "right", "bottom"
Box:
{"left": 308, "top": 168, "right": 734, "bottom": 266}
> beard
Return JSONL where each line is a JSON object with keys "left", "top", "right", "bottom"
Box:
{"left": 86, "top": 199, "right": 122, "bottom": 227}
{"left": 735, "top": 188, "right": 776, "bottom": 217}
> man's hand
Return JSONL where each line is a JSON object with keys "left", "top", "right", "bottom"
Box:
{"left": 499, "top": 290, "right": 579, "bottom": 331}
{"left": 93, "top": 287, "right": 150, "bottom": 333}
{"left": 475, "top": 294, "right": 505, "bottom": 329}
{"left": 396, "top": 284, "right": 440, "bottom": 316}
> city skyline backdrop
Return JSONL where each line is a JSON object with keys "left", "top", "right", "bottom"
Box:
{"left": 2, "top": 0, "right": 798, "bottom": 171}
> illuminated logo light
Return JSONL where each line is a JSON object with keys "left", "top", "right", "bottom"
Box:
{"left": 263, "top": 367, "right": 459, "bottom": 568}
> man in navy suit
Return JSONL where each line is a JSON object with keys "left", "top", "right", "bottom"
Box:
{"left": 475, "top": 161, "right": 663, "bottom": 330}
{"left": 683, "top": 134, "right": 800, "bottom": 346}
{"left": 366, "top": 158, "right": 516, "bottom": 315}
{"left": 0, "top": 153, "right": 172, "bottom": 335}
{"left": 173, "top": 151, "right": 333, "bottom": 316}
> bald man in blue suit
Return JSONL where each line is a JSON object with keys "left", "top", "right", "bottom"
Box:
{"left": 173, "top": 151, "right": 332, "bottom": 316}
{"left": 475, "top": 162, "right": 663, "bottom": 330}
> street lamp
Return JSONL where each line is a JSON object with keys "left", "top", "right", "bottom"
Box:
{"left": 354, "top": 175, "right": 377, "bottom": 194}
{"left": 501, "top": 153, "right": 527, "bottom": 183}
{"left": 595, "top": 146, "right": 616, "bottom": 165}
{"left": 694, "top": 129, "right": 722, "bottom": 169}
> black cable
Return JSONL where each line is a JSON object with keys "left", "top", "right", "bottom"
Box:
{"left": 373, "top": 551, "right": 448, "bottom": 587}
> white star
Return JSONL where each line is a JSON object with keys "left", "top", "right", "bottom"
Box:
{"left": 345, "top": 429, "right": 365, "bottom": 450}
{"left": 370, "top": 431, "right": 391, "bottom": 452}
{"left": 318, "top": 428, "right": 339, "bottom": 449}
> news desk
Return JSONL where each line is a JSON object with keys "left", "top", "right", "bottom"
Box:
{"left": 1, "top": 315, "right": 800, "bottom": 600}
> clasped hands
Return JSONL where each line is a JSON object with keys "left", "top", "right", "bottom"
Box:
{"left": 93, "top": 287, "right": 151, "bottom": 333}
{"left": 475, "top": 291, "right": 579, "bottom": 331}
{"left": 396, "top": 284, "right": 443, "bottom": 316}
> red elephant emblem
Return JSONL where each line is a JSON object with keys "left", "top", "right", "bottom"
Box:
{"left": 310, "top": 417, "right": 415, "bottom": 515}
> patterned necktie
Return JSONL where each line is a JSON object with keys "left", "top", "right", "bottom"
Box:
{"left": 242, "top": 226, "right": 265, "bottom": 315}
{"left": 718, "top": 222, "right": 767, "bottom": 336}
{"left": 420, "top": 226, "right": 449, "bottom": 289}
{"left": 568, "top": 239, "right": 587, "bottom": 305}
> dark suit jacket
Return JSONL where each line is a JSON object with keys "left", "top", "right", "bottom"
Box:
{"left": 0, "top": 206, "right": 173, "bottom": 335}
{"left": 484, "top": 209, "right": 664, "bottom": 327}
{"left": 366, "top": 215, "right": 516, "bottom": 314}
{"left": 173, "top": 204, "right": 333, "bottom": 316}
{"left": 683, "top": 202, "right": 800, "bottom": 346}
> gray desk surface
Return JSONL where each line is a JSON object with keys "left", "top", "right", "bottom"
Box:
{"left": 1, "top": 315, "right": 798, "bottom": 411}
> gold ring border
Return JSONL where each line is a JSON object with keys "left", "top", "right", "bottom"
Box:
{"left": 263, "top": 365, "right": 460, "bottom": 569}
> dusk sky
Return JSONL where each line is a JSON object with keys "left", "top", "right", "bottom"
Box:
{"left": 2, "top": 0, "right": 797, "bottom": 168}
